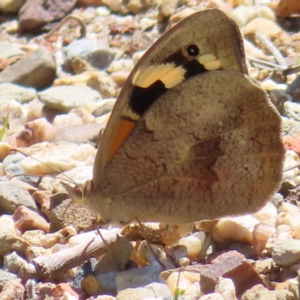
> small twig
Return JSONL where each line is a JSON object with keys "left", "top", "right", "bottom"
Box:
{"left": 44, "top": 15, "right": 86, "bottom": 40}
{"left": 21, "top": 228, "right": 120, "bottom": 280}
{"left": 247, "top": 56, "right": 300, "bottom": 76}
{"left": 255, "top": 32, "right": 287, "bottom": 68}
{"left": 284, "top": 162, "right": 300, "bottom": 173}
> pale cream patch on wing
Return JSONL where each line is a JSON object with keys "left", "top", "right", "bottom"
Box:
{"left": 199, "top": 53, "right": 221, "bottom": 70}
{"left": 160, "top": 65, "right": 186, "bottom": 88}
{"left": 122, "top": 107, "right": 140, "bottom": 121}
{"left": 132, "top": 63, "right": 177, "bottom": 88}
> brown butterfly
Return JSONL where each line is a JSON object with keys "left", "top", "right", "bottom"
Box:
{"left": 66, "top": 8, "right": 284, "bottom": 225}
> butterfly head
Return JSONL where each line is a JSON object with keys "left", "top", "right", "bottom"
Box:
{"left": 62, "top": 181, "right": 87, "bottom": 208}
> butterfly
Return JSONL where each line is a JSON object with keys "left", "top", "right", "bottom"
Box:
{"left": 66, "top": 8, "right": 284, "bottom": 225}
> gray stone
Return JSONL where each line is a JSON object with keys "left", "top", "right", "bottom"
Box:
{"left": 0, "top": 47, "right": 56, "bottom": 90}
{"left": 0, "top": 181, "right": 37, "bottom": 213}
{"left": 272, "top": 238, "right": 300, "bottom": 266}
{"left": 38, "top": 85, "right": 101, "bottom": 112}
{"left": 3, "top": 153, "right": 25, "bottom": 176}
{"left": 64, "top": 38, "right": 115, "bottom": 72}
{"left": 0, "top": 83, "right": 36, "bottom": 105}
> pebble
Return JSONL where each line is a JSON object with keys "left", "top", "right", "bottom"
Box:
{"left": 50, "top": 198, "right": 99, "bottom": 232}
{"left": 38, "top": 85, "right": 101, "bottom": 113}
{"left": 94, "top": 237, "right": 133, "bottom": 275}
{"left": 0, "top": 47, "right": 56, "bottom": 90}
{"left": 20, "top": 143, "right": 96, "bottom": 175}
{"left": 54, "top": 70, "right": 118, "bottom": 98}
{"left": 2, "top": 152, "right": 26, "bottom": 177}
{"left": 200, "top": 251, "right": 264, "bottom": 298}
{"left": 242, "top": 284, "right": 294, "bottom": 300}
{"left": 215, "top": 277, "right": 236, "bottom": 299}
{"left": 96, "top": 262, "right": 164, "bottom": 295}
{"left": 244, "top": 17, "right": 283, "bottom": 42}
{"left": 165, "top": 268, "right": 202, "bottom": 298}
{"left": 272, "top": 238, "right": 300, "bottom": 266}
{"left": 0, "top": 269, "right": 17, "bottom": 291}
{"left": 212, "top": 215, "right": 260, "bottom": 245}
{"left": 92, "top": 98, "right": 116, "bottom": 117}
{"left": 18, "top": 0, "right": 76, "bottom": 32}
{"left": 0, "top": 0, "right": 24, "bottom": 13}
{"left": 178, "top": 231, "right": 206, "bottom": 261}
{"left": 0, "top": 180, "right": 37, "bottom": 213}
{"left": 116, "top": 283, "right": 172, "bottom": 300}
{"left": 107, "top": 59, "right": 134, "bottom": 73}
{"left": 0, "top": 279, "right": 25, "bottom": 300}
{"left": 3, "top": 251, "right": 27, "bottom": 274}
{"left": 0, "top": 83, "right": 36, "bottom": 105}
{"left": 252, "top": 202, "right": 278, "bottom": 228}
{"left": 64, "top": 38, "right": 115, "bottom": 72}
{"left": 0, "top": 41, "right": 24, "bottom": 60}
{"left": 16, "top": 118, "right": 57, "bottom": 147}
{"left": 13, "top": 205, "right": 49, "bottom": 234}
{"left": 252, "top": 223, "right": 276, "bottom": 255}
{"left": 55, "top": 123, "right": 103, "bottom": 143}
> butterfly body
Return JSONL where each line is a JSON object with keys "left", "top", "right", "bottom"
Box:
{"left": 67, "top": 9, "right": 284, "bottom": 225}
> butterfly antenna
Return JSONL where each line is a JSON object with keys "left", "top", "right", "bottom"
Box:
{"left": 10, "top": 149, "right": 77, "bottom": 186}
{"left": 283, "top": 162, "right": 300, "bottom": 173}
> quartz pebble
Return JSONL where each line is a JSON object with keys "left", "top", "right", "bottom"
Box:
{"left": 212, "top": 215, "right": 260, "bottom": 245}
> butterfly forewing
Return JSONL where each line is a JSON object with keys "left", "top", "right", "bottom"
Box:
{"left": 93, "top": 9, "right": 248, "bottom": 186}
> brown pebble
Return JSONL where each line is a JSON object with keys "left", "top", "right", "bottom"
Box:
{"left": 200, "top": 250, "right": 265, "bottom": 298}
{"left": 32, "top": 190, "right": 51, "bottom": 219}
{"left": 13, "top": 205, "right": 49, "bottom": 234}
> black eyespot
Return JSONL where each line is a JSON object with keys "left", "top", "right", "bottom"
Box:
{"left": 186, "top": 44, "right": 200, "bottom": 57}
{"left": 244, "top": 167, "right": 249, "bottom": 171}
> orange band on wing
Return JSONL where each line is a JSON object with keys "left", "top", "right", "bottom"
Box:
{"left": 109, "top": 118, "right": 136, "bottom": 161}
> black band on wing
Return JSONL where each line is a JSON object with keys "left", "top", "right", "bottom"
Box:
{"left": 130, "top": 81, "right": 166, "bottom": 116}
{"left": 130, "top": 50, "right": 208, "bottom": 116}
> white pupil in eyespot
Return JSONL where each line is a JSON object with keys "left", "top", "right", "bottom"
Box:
{"left": 187, "top": 44, "right": 200, "bottom": 57}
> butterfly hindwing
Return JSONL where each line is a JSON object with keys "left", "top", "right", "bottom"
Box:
{"left": 94, "top": 71, "right": 284, "bottom": 223}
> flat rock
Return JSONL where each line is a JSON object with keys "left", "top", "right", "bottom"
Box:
{"left": 0, "top": 47, "right": 56, "bottom": 90}
{"left": 0, "top": 83, "right": 36, "bottom": 105}
{"left": 0, "top": 180, "right": 37, "bottom": 213}
{"left": 38, "top": 85, "right": 101, "bottom": 112}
